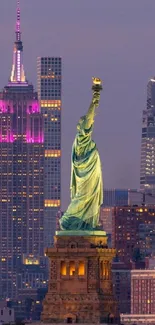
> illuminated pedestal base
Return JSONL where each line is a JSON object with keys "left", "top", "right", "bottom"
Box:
{"left": 41, "top": 232, "right": 120, "bottom": 324}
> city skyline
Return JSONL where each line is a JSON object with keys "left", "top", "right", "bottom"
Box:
{"left": 1, "top": 1, "right": 155, "bottom": 209}
{"left": 1, "top": 1, "right": 155, "bottom": 322}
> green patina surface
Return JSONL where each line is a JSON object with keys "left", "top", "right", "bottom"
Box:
{"left": 56, "top": 230, "right": 107, "bottom": 237}
{"left": 59, "top": 81, "right": 104, "bottom": 232}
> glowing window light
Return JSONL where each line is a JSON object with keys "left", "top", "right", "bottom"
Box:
{"left": 45, "top": 150, "right": 61, "bottom": 158}
{"left": 40, "top": 100, "right": 61, "bottom": 108}
{"left": 51, "top": 118, "right": 58, "bottom": 122}
{"left": 44, "top": 199, "right": 60, "bottom": 207}
{"left": 40, "top": 75, "right": 55, "bottom": 79}
{"left": 24, "top": 258, "right": 39, "bottom": 265}
{"left": 61, "top": 261, "right": 67, "bottom": 276}
{"left": 78, "top": 261, "right": 85, "bottom": 276}
{"left": 69, "top": 261, "right": 75, "bottom": 276}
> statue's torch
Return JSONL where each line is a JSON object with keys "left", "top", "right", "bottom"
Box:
{"left": 92, "top": 77, "right": 103, "bottom": 92}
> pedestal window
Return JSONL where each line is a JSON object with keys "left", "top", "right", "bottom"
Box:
{"left": 61, "top": 261, "right": 67, "bottom": 276}
{"left": 69, "top": 261, "right": 75, "bottom": 276}
{"left": 101, "top": 260, "right": 110, "bottom": 279}
{"left": 78, "top": 261, "right": 85, "bottom": 276}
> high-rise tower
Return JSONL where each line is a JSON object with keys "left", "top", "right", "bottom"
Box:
{"left": 0, "top": 1, "right": 44, "bottom": 298}
{"left": 37, "top": 57, "right": 61, "bottom": 247}
{"left": 140, "top": 78, "right": 155, "bottom": 194}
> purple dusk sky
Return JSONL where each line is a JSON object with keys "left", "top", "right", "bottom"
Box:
{"left": 0, "top": 0, "right": 155, "bottom": 209}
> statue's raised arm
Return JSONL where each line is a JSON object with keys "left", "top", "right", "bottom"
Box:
{"left": 59, "top": 78, "right": 103, "bottom": 231}
{"left": 84, "top": 91, "right": 100, "bottom": 130}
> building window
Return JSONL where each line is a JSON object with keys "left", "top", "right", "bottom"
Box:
{"left": 60, "top": 261, "right": 67, "bottom": 276}
{"left": 1, "top": 310, "right": 3, "bottom": 315}
{"left": 78, "top": 261, "right": 85, "bottom": 276}
{"left": 101, "top": 260, "right": 109, "bottom": 279}
{"left": 9, "top": 310, "right": 12, "bottom": 315}
{"left": 101, "top": 261, "right": 104, "bottom": 278}
{"left": 69, "top": 261, "right": 75, "bottom": 276}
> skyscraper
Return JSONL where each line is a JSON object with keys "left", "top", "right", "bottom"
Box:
{"left": 112, "top": 260, "right": 131, "bottom": 314}
{"left": 0, "top": 1, "right": 44, "bottom": 298}
{"left": 103, "top": 189, "right": 129, "bottom": 207}
{"left": 140, "top": 78, "right": 155, "bottom": 195}
{"left": 37, "top": 57, "right": 62, "bottom": 247}
{"left": 112, "top": 206, "right": 155, "bottom": 265}
{"left": 131, "top": 270, "right": 155, "bottom": 314}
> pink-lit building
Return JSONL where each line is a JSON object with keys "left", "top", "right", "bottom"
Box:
{"left": 0, "top": 1, "right": 44, "bottom": 298}
{"left": 131, "top": 270, "right": 155, "bottom": 314}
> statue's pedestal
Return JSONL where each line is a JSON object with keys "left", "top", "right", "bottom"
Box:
{"left": 41, "top": 231, "right": 120, "bottom": 324}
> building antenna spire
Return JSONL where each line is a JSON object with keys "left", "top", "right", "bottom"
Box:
{"left": 9, "top": 0, "right": 27, "bottom": 83}
{"left": 16, "top": 0, "right": 21, "bottom": 41}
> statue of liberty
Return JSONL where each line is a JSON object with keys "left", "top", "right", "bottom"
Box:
{"left": 60, "top": 78, "right": 103, "bottom": 231}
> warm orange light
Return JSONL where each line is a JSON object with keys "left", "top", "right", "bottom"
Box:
{"left": 40, "top": 74, "right": 55, "bottom": 79}
{"left": 40, "top": 100, "right": 61, "bottom": 108}
{"left": 23, "top": 257, "right": 39, "bottom": 265}
{"left": 78, "top": 261, "right": 85, "bottom": 276}
{"left": 45, "top": 150, "right": 61, "bottom": 158}
{"left": 61, "top": 261, "right": 67, "bottom": 276}
{"left": 44, "top": 199, "right": 60, "bottom": 207}
{"left": 69, "top": 261, "right": 75, "bottom": 276}
{"left": 1, "top": 258, "right": 6, "bottom": 262}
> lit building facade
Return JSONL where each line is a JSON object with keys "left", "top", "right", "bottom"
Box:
{"left": 0, "top": 1, "right": 44, "bottom": 298}
{"left": 138, "top": 224, "right": 155, "bottom": 257}
{"left": 112, "top": 206, "right": 155, "bottom": 265}
{"left": 100, "top": 189, "right": 129, "bottom": 236}
{"left": 140, "top": 78, "right": 155, "bottom": 195}
{"left": 37, "top": 57, "right": 62, "bottom": 247}
{"left": 131, "top": 270, "right": 155, "bottom": 314}
{"left": 17, "top": 264, "right": 47, "bottom": 293}
{"left": 100, "top": 190, "right": 155, "bottom": 236}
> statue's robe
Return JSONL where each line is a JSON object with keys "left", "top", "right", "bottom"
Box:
{"left": 60, "top": 116, "right": 103, "bottom": 230}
